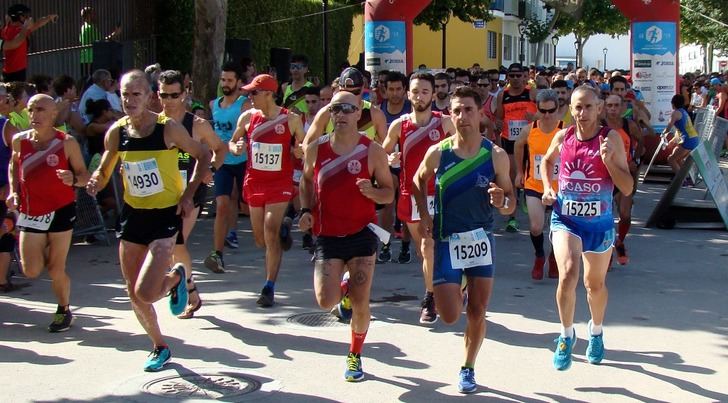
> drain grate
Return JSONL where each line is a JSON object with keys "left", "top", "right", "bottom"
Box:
{"left": 141, "top": 371, "right": 261, "bottom": 399}
{"left": 286, "top": 312, "right": 350, "bottom": 328}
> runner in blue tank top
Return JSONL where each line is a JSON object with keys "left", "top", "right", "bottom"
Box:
{"left": 540, "top": 85, "right": 633, "bottom": 371}
{"left": 413, "top": 86, "right": 514, "bottom": 394}
{"left": 205, "top": 62, "right": 249, "bottom": 274}
{"left": 664, "top": 94, "right": 700, "bottom": 177}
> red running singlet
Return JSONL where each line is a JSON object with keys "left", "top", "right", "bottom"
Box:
{"left": 18, "top": 130, "right": 75, "bottom": 215}
{"left": 246, "top": 108, "right": 294, "bottom": 185}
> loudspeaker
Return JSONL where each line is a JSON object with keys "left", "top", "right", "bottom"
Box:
{"left": 270, "top": 47, "right": 292, "bottom": 85}
{"left": 225, "top": 38, "right": 251, "bottom": 66}
{"left": 91, "top": 41, "right": 124, "bottom": 77}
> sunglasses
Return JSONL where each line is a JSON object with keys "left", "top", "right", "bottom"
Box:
{"left": 290, "top": 63, "right": 306, "bottom": 70}
{"left": 538, "top": 107, "right": 558, "bottom": 114}
{"left": 159, "top": 92, "right": 182, "bottom": 99}
{"left": 477, "top": 83, "right": 490, "bottom": 88}
{"left": 328, "top": 103, "right": 359, "bottom": 114}
{"left": 508, "top": 73, "right": 523, "bottom": 78}
{"left": 250, "top": 90, "right": 270, "bottom": 96}
{"left": 304, "top": 99, "right": 319, "bottom": 104}
{"left": 341, "top": 87, "right": 362, "bottom": 96}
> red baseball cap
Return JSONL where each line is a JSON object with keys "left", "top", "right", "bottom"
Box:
{"left": 242, "top": 74, "right": 278, "bottom": 92}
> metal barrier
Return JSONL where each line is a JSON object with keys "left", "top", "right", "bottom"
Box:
{"left": 72, "top": 188, "right": 111, "bottom": 245}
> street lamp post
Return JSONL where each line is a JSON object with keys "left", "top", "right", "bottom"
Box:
{"left": 551, "top": 35, "right": 559, "bottom": 67}
{"left": 574, "top": 40, "right": 579, "bottom": 67}
{"left": 518, "top": 20, "right": 527, "bottom": 65}
{"left": 603, "top": 47, "right": 608, "bottom": 70}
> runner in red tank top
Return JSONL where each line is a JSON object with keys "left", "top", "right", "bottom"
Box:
{"left": 298, "top": 90, "right": 394, "bottom": 382}
{"left": 230, "top": 74, "right": 305, "bottom": 308}
{"left": 382, "top": 72, "right": 455, "bottom": 325}
{"left": 7, "top": 94, "right": 89, "bottom": 332}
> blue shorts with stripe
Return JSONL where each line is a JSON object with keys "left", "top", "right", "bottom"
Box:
{"left": 433, "top": 231, "right": 496, "bottom": 286}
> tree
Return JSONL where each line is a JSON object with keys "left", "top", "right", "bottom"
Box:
{"left": 680, "top": 0, "right": 728, "bottom": 71}
{"left": 192, "top": 0, "right": 227, "bottom": 104}
{"left": 523, "top": 12, "right": 557, "bottom": 66}
{"left": 413, "top": 0, "right": 494, "bottom": 68}
{"left": 552, "top": 0, "right": 628, "bottom": 67}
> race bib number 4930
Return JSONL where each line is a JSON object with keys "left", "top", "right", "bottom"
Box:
{"left": 449, "top": 228, "right": 493, "bottom": 270}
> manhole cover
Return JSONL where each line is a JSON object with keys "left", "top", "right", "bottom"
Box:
{"left": 287, "top": 312, "right": 349, "bottom": 328}
{"left": 113, "top": 368, "right": 281, "bottom": 402}
{"left": 141, "top": 372, "right": 260, "bottom": 399}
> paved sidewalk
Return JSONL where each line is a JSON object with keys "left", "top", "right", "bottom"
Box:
{"left": 1, "top": 180, "right": 727, "bottom": 402}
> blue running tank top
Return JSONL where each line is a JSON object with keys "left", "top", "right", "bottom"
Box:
{"left": 381, "top": 100, "right": 412, "bottom": 126}
{"left": 212, "top": 95, "right": 247, "bottom": 165}
{"left": 674, "top": 107, "right": 699, "bottom": 143}
{"left": 434, "top": 137, "right": 496, "bottom": 240}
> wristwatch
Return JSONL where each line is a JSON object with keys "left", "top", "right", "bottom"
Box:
{"left": 210, "top": 165, "right": 217, "bottom": 173}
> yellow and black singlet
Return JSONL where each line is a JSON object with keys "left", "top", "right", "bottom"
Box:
{"left": 117, "top": 114, "right": 183, "bottom": 209}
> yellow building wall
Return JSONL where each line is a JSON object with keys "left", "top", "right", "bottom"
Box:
{"left": 348, "top": 15, "right": 503, "bottom": 71}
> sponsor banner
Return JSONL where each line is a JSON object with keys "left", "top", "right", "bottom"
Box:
{"left": 365, "top": 21, "right": 406, "bottom": 76}
{"left": 631, "top": 21, "right": 677, "bottom": 132}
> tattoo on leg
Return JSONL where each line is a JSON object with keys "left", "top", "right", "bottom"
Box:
{"left": 352, "top": 270, "right": 368, "bottom": 286}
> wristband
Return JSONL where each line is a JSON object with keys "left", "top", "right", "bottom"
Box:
{"left": 72, "top": 172, "right": 78, "bottom": 186}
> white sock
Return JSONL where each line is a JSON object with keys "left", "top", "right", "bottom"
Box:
{"left": 590, "top": 321, "right": 603, "bottom": 336}
{"left": 561, "top": 325, "right": 574, "bottom": 339}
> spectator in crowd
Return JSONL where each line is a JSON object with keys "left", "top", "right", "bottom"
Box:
{"left": 52, "top": 75, "right": 85, "bottom": 137}
{"left": 79, "top": 69, "right": 116, "bottom": 122}
{"left": 0, "top": 82, "right": 18, "bottom": 292}
{"left": 6, "top": 81, "right": 30, "bottom": 130}
{"left": 28, "top": 74, "right": 54, "bottom": 96}
{"left": 1, "top": 4, "right": 58, "bottom": 82}
{"left": 79, "top": 6, "right": 121, "bottom": 79}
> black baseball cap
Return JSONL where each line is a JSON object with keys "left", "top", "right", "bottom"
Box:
{"left": 338, "top": 67, "right": 364, "bottom": 88}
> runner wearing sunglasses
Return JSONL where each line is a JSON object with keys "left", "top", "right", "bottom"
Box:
{"left": 281, "top": 54, "right": 314, "bottom": 114}
{"left": 514, "top": 89, "right": 562, "bottom": 280}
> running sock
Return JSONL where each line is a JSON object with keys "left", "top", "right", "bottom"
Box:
{"left": 561, "top": 325, "right": 574, "bottom": 339}
{"left": 462, "top": 364, "right": 474, "bottom": 370}
{"left": 530, "top": 233, "right": 545, "bottom": 257}
{"left": 215, "top": 250, "right": 222, "bottom": 257}
{"left": 401, "top": 240, "right": 410, "bottom": 251}
{"left": 618, "top": 221, "right": 631, "bottom": 243}
{"left": 350, "top": 331, "right": 367, "bottom": 355}
{"left": 56, "top": 305, "right": 69, "bottom": 314}
{"left": 590, "top": 321, "right": 603, "bottom": 336}
{"left": 264, "top": 280, "right": 275, "bottom": 291}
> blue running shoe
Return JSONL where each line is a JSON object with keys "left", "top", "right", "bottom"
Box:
{"left": 169, "top": 264, "right": 188, "bottom": 316}
{"left": 586, "top": 321, "right": 605, "bottom": 364}
{"left": 344, "top": 352, "right": 364, "bottom": 382}
{"left": 225, "top": 231, "right": 239, "bottom": 249}
{"left": 458, "top": 367, "right": 477, "bottom": 394}
{"left": 143, "top": 346, "right": 171, "bottom": 372}
{"left": 553, "top": 329, "right": 577, "bottom": 370}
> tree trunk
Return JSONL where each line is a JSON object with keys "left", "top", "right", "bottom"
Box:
{"left": 192, "top": 0, "right": 227, "bottom": 104}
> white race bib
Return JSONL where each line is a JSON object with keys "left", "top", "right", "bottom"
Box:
{"left": 18, "top": 211, "right": 55, "bottom": 231}
{"left": 562, "top": 199, "right": 601, "bottom": 217}
{"left": 508, "top": 120, "right": 528, "bottom": 140}
{"left": 410, "top": 195, "right": 434, "bottom": 221}
{"left": 449, "top": 228, "right": 493, "bottom": 270}
{"left": 251, "top": 142, "right": 283, "bottom": 171}
{"left": 179, "top": 170, "right": 188, "bottom": 190}
{"left": 534, "top": 155, "right": 559, "bottom": 181}
{"left": 123, "top": 159, "right": 164, "bottom": 197}
{"left": 293, "top": 169, "right": 303, "bottom": 183}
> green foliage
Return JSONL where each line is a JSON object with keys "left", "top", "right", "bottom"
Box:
{"left": 523, "top": 14, "right": 553, "bottom": 44}
{"left": 681, "top": 0, "right": 728, "bottom": 50}
{"left": 553, "top": 0, "right": 628, "bottom": 40}
{"left": 414, "top": 0, "right": 494, "bottom": 30}
{"left": 155, "top": 0, "right": 358, "bottom": 82}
